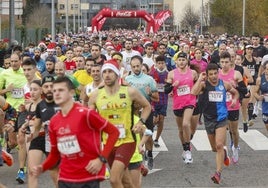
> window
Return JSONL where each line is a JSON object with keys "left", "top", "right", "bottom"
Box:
{"left": 71, "top": 4, "right": 79, "bottom": 10}
{"left": 59, "top": 4, "right": 65, "bottom": 10}
{"left": 92, "top": 4, "right": 100, "bottom": 10}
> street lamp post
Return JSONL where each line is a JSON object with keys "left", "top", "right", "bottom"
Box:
{"left": 242, "top": 0, "right": 245, "bottom": 36}
{"left": 66, "top": 0, "right": 69, "bottom": 34}
{"left": 201, "top": 0, "right": 203, "bottom": 35}
{"left": 9, "top": 0, "right": 15, "bottom": 46}
{"left": 51, "top": 0, "right": 55, "bottom": 42}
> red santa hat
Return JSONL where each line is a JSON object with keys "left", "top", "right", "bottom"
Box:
{"left": 101, "top": 59, "right": 120, "bottom": 76}
{"left": 47, "top": 42, "right": 56, "bottom": 52}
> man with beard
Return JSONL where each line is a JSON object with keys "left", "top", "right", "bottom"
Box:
{"left": 157, "top": 43, "right": 176, "bottom": 71}
{"left": 89, "top": 43, "right": 106, "bottom": 66}
{"left": 26, "top": 76, "right": 59, "bottom": 187}
{"left": 33, "top": 48, "right": 46, "bottom": 74}
{"left": 121, "top": 38, "right": 141, "bottom": 72}
{"left": 167, "top": 35, "right": 179, "bottom": 57}
{"left": 89, "top": 59, "right": 151, "bottom": 188}
{"left": 41, "top": 56, "right": 56, "bottom": 78}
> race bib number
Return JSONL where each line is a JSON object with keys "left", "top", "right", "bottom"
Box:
{"left": 157, "top": 83, "right": 165, "bottom": 92}
{"left": 226, "top": 92, "right": 232, "bottom": 102}
{"left": 177, "top": 85, "right": 190, "bottom": 96}
{"left": 57, "top": 135, "right": 81, "bottom": 155}
{"left": 249, "top": 69, "right": 255, "bottom": 76}
{"left": 208, "top": 91, "right": 223, "bottom": 102}
{"left": 45, "top": 132, "right": 51, "bottom": 152}
{"left": 126, "top": 57, "right": 131, "bottom": 65}
{"left": 263, "top": 94, "right": 268, "bottom": 102}
{"left": 116, "top": 124, "right": 126, "bottom": 138}
{"left": 11, "top": 88, "right": 24, "bottom": 98}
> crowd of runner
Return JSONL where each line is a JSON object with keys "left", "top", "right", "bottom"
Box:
{"left": 0, "top": 29, "right": 268, "bottom": 187}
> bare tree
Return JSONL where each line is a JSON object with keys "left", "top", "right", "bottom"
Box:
{"left": 180, "top": 3, "right": 200, "bottom": 33}
{"left": 26, "top": 5, "right": 51, "bottom": 29}
{"left": 203, "top": 2, "right": 210, "bottom": 27}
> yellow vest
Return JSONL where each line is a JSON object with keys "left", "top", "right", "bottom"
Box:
{"left": 129, "top": 115, "right": 143, "bottom": 163}
{"left": 96, "top": 86, "right": 135, "bottom": 147}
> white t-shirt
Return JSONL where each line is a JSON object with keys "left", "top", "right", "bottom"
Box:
{"left": 121, "top": 50, "right": 141, "bottom": 72}
{"left": 143, "top": 55, "right": 155, "bottom": 69}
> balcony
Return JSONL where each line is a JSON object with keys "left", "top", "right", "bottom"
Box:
{"left": 148, "top": 0, "right": 164, "bottom": 5}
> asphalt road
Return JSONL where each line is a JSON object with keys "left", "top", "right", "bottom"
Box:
{"left": 1, "top": 98, "right": 268, "bottom": 188}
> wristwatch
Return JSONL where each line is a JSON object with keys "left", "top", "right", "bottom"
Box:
{"left": 139, "top": 118, "right": 146, "bottom": 124}
{"left": 98, "top": 155, "right": 107, "bottom": 163}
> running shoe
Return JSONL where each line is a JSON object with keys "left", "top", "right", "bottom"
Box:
{"left": 153, "top": 140, "right": 160, "bottom": 148}
{"left": 229, "top": 140, "right": 233, "bottom": 150}
{"left": 182, "top": 151, "right": 186, "bottom": 161}
{"left": 1, "top": 150, "right": 13, "bottom": 166}
{"left": 105, "top": 167, "right": 110, "bottom": 179}
{"left": 223, "top": 147, "right": 230, "bottom": 166}
{"left": 147, "top": 156, "right": 153, "bottom": 170}
{"left": 248, "top": 120, "right": 254, "bottom": 127}
{"left": 243, "top": 122, "right": 248, "bottom": 133}
{"left": 252, "top": 113, "right": 257, "bottom": 119}
{"left": 211, "top": 171, "right": 221, "bottom": 184}
{"left": 184, "top": 150, "right": 193, "bottom": 164}
{"left": 140, "top": 164, "right": 149, "bottom": 176}
{"left": 143, "top": 150, "right": 147, "bottom": 162}
{"left": 232, "top": 145, "right": 239, "bottom": 164}
{"left": 16, "top": 170, "right": 25, "bottom": 184}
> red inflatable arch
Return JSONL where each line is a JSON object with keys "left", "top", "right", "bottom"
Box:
{"left": 91, "top": 8, "right": 156, "bottom": 33}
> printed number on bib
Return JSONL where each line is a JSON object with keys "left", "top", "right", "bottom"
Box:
{"left": 11, "top": 88, "right": 24, "bottom": 98}
{"left": 226, "top": 92, "right": 232, "bottom": 102}
{"left": 58, "top": 135, "right": 81, "bottom": 155}
{"left": 177, "top": 85, "right": 190, "bottom": 96}
{"left": 249, "top": 69, "right": 255, "bottom": 76}
{"left": 157, "top": 84, "right": 165, "bottom": 92}
{"left": 263, "top": 94, "right": 268, "bottom": 102}
{"left": 208, "top": 91, "right": 223, "bottom": 102}
{"left": 45, "top": 132, "right": 51, "bottom": 153}
{"left": 116, "top": 124, "right": 126, "bottom": 138}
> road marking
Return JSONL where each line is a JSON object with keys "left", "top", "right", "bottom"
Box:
{"left": 239, "top": 130, "right": 268, "bottom": 150}
{"left": 148, "top": 168, "right": 162, "bottom": 174}
{"left": 191, "top": 130, "right": 212, "bottom": 151}
{"left": 144, "top": 134, "right": 168, "bottom": 174}
{"left": 153, "top": 133, "right": 168, "bottom": 152}
{"left": 191, "top": 130, "right": 268, "bottom": 151}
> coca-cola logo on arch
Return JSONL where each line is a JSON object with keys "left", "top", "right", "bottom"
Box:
{"left": 116, "top": 11, "right": 133, "bottom": 17}
{"left": 155, "top": 11, "right": 171, "bottom": 26}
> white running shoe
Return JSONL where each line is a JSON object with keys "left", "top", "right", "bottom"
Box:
{"left": 184, "top": 150, "right": 193, "bottom": 164}
{"left": 182, "top": 151, "right": 186, "bottom": 161}
{"left": 232, "top": 145, "right": 239, "bottom": 164}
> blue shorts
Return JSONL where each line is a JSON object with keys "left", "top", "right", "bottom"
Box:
{"left": 153, "top": 104, "right": 168, "bottom": 116}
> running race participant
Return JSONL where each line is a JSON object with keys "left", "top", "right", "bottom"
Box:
{"left": 191, "top": 63, "right": 239, "bottom": 184}
{"left": 32, "top": 76, "right": 119, "bottom": 188}
{"left": 89, "top": 59, "right": 152, "bottom": 188}
{"left": 219, "top": 51, "right": 247, "bottom": 163}
{"left": 125, "top": 55, "right": 159, "bottom": 170}
{"left": 254, "top": 61, "right": 268, "bottom": 133}
{"left": 28, "top": 76, "right": 59, "bottom": 187}
{"left": 165, "top": 52, "right": 198, "bottom": 164}
{"left": 149, "top": 55, "right": 169, "bottom": 148}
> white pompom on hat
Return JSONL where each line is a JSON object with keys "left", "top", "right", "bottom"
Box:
{"left": 101, "top": 59, "right": 120, "bottom": 76}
